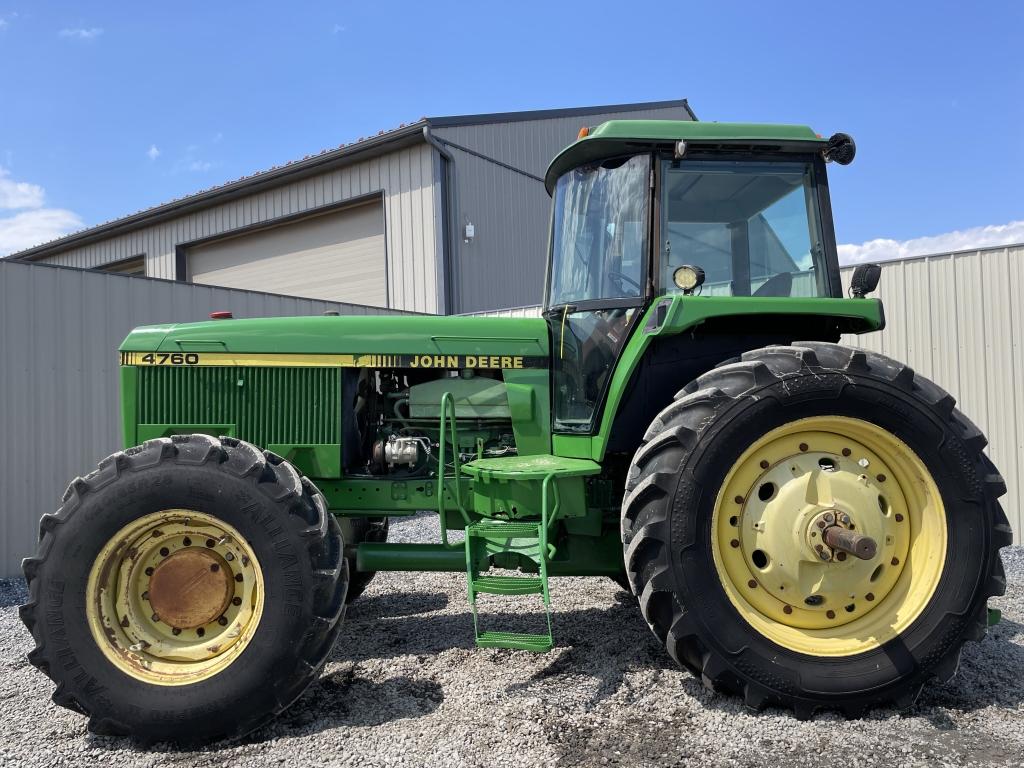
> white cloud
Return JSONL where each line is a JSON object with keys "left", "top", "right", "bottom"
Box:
{"left": 0, "top": 166, "right": 83, "bottom": 256}
{"left": 0, "top": 167, "right": 45, "bottom": 209}
{"left": 838, "top": 220, "right": 1024, "bottom": 265}
{"left": 0, "top": 18, "right": 8, "bottom": 31}
{"left": 146, "top": 144, "right": 160, "bottom": 161}
{"left": 59, "top": 27, "right": 103, "bottom": 40}
{"left": 187, "top": 159, "right": 212, "bottom": 173}
{"left": 0, "top": 209, "right": 84, "bottom": 255}
{"left": 331, "top": 23, "right": 347, "bottom": 34}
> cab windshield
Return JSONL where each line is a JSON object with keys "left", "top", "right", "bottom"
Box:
{"left": 660, "top": 159, "right": 830, "bottom": 297}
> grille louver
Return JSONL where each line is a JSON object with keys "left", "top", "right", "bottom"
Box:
{"left": 137, "top": 366, "right": 342, "bottom": 447}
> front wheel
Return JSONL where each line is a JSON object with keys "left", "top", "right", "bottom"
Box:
{"left": 623, "top": 342, "right": 1011, "bottom": 717}
{"left": 20, "top": 435, "right": 347, "bottom": 743}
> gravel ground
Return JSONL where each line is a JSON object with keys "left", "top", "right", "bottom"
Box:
{"left": 2, "top": 514, "right": 1023, "bottom": 768}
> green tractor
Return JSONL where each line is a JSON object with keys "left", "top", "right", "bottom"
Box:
{"left": 21, "top": 121, "right": 1010, "bottom": 742}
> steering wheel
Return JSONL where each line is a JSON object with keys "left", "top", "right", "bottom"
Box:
{"left": 607, "top": 271, "right": 641, "bottom": 296}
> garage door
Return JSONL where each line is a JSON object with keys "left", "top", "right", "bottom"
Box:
{"left": 188, "top": 200, "right": 387, "bottom": 306}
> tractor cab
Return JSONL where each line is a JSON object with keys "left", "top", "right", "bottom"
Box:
{"left": 542, "top": 121, "right": 853, "bottom": 434}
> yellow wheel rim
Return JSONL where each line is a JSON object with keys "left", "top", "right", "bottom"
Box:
{"left": 711, "top": 416, "right": 947, "bottom": 656}
{"left": 86, "top": 510, "right": 264, "bottom": 685}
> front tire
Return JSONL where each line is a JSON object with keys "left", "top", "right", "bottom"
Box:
{"left": 20, "top": 434, "right": 347, "bottom": 743}
{"left": 622, "top": 342, "right": 1011, "bottom": 717}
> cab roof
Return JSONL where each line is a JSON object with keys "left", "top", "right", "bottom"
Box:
{"left": 544, "top": 120, "right": 828, "bottom": 193}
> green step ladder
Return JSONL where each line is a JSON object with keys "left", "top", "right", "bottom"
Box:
{"left": 439, "top": 391, "right": 600, "bottom": 653}
{"left": 465, "top": 519, "right": 553, "bottom": 652}
{"left": 461, "top": 454, "right": 601, "bottom": 653}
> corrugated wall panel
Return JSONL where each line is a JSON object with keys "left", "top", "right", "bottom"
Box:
{"left": 33, "top": 144, "right": 442, "bottom": 314}
{"left": 0, "top": 260, "right": 413, "bottom": 577}
{"left": 842, "top": 245, "right": 1022, "bottom": 541}
{"left": 435, "top": 104, "right": 692, "bottom": 313}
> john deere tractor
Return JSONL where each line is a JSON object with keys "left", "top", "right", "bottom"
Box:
{"left": 21, "top": 121, "right": 1010, "bottom": 741}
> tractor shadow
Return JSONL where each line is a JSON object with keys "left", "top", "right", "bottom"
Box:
{"left": 914, "top": 616, "right": 1024, "bottom": 721}
{"left": 336, "top": 588, "right": 682, "bottom": 709}
{"left": 334, "top": 588, "right": 1024, "bottom": 721}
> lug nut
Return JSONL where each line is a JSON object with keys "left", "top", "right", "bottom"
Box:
{"left": 159, "top": 547, "right": 169, "bottom": 557}
{"left": 210, "top": 563, "right": 220, "bottom": 572}
{"left": 759, "top": 460, "right": 770, "bottom": 469}
{"left": 866, "top": 593, "right": 875, "bottom": 601}
{"left": 826, "top": 610, "right": 836, "bottom": 619}
{"left": 799, "top": 443, "right": 808, "bottom": 452}
{"left": 876, "top": 474, "right": 886, "bottom": 483}
{"left": 206, "top": 538, "right": 216, "bottom": 548}
{"left": 894, "top": 513, "right": 904, "bottom": 522}
{"left": 747, "top": 579, "right": 757, "bottom": 589}
{"left": 842, "top": 448, "right": 852, "bottom": 457}
{"left": 183, "top": 537, "right": 192, "bottom": 546}
{"left": 891, "top": 557, "right": 900, "bottom": 566}
{"left": 836, "top": 552, "right": 847, "bottom": 562}
{"left": 172, "top": 627, "right": 181, "bottom": 636}
{"left": 783, "top": 605, "right": 793, "bottom": 614}
{"left": 218, "top": 616, "right": 228, "bottom": 626}
{"left": 734, "top": 495, "right": 744, "bottom": 504}
{"left": 151, "top": 613, "right": 160, "bottom": 622}
{"left": 730, "top": 539, "right": 740, "bottom": 548}
{"left": 232, "top": 596, "right": 242, "bottom": 606}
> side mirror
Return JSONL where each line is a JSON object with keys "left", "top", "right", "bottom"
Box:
{"left": 824, "top": 133, "right": 856, "bottom": 165}
{"left": 850, "top": 263, "right": 881, "bottom": 298}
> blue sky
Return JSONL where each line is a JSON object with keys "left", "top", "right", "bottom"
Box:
{"left": 1, "top": 1, "right": 1022, "bottom": 260}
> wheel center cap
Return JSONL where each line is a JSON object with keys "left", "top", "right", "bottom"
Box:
{"left": 148, "top": 548, "right": 232, "bottom": 630}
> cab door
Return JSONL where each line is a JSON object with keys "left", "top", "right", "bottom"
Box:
{"left": 543, "top": 153, "right": 652, "bottom": 434}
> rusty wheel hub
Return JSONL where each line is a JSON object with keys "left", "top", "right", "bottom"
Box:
{"left": 86, "top": 509, "right": 264, "bottom": 685}
{"left": 148, "top": 548, "right": 233, "bottom": 630}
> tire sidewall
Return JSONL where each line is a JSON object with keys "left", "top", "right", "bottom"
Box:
{"left": 672, "top": 371, "right": 991, "bottom": 701}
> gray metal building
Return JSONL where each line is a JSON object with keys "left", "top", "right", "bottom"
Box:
{"left": 5, "top": 100, "right": 695, "bottom": 315}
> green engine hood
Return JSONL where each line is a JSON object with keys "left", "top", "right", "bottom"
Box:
{"left": 120, "top": 314, "right": 550, "bottom": 360}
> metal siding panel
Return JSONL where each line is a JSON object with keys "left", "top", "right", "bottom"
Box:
{"left": 0, "top": 259, "right": 416, "bottom": 577}
{"left": 841, "top": 245, "right": 1022, "bottom": 543}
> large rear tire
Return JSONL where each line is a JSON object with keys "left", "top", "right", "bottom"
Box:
{"left": 622, "top": 342, "right": 1011, "bottom": 717}
{"left": 20, "top": 434, "right": 347, "bottom": 743}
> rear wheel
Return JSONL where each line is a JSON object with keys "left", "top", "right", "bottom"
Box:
{"left": 20, "top": 434, "right": 347, "bottom": 743}
{"left": 622, "top": 342, "right": 1011, "bottom": 717}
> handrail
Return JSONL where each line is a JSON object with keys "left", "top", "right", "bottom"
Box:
{"left": 438, "top": 391, "right": 472, "bottom": 547}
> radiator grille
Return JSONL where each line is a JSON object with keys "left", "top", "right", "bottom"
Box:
{"left": 137, "top": 366, "right": 342, "bottom": 447}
